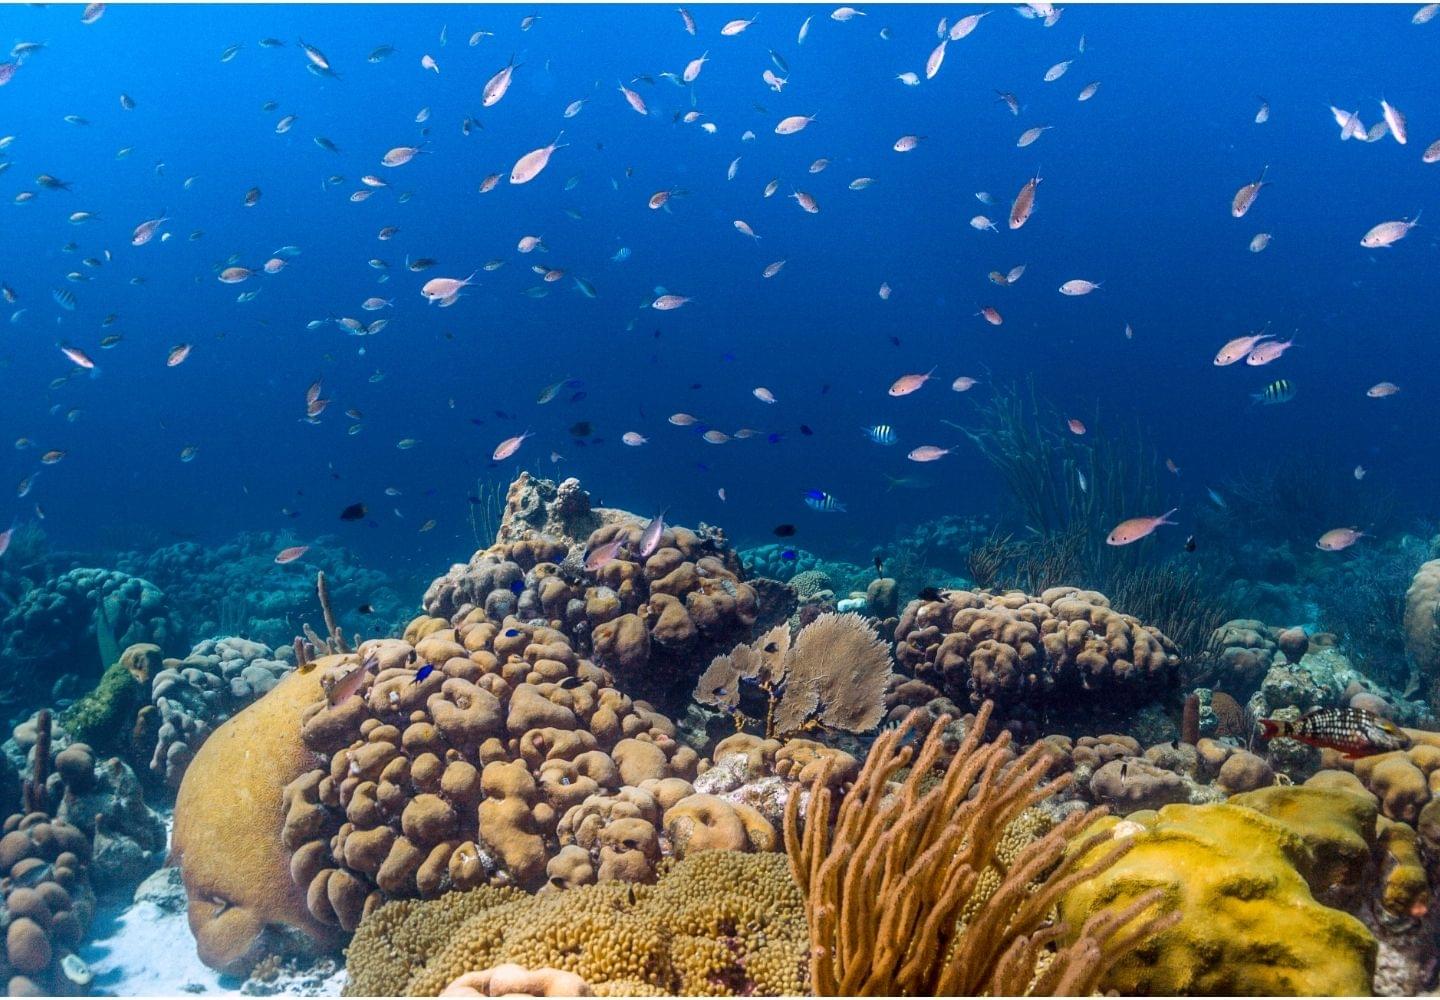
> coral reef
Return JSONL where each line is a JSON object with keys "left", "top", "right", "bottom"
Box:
{"left": 0, "top": 810, "right": 97, "bottom": 996}
{"left": 1405, "top": 558, "right": 1440, "bottom": 711}
{"left": 893, "top": 586, "right": 1180, "bottom": 727}
{"left": 116, "top": 531, "right": 408, "bottom": 650}
{"left": 281, "top": 616, "right": 701, "bottom": 934}
{"left": 422, "top": 475, "right": 757, "bottom": 710}
{"left": 1061, "top": 800, "right": 1377, "bottom": 994}
{"left": 56, "top": 643, "right": 161, "bottom": 760}
{"left": 694, "top": 613, "right": 891, "bottom": 739}
{"left": 786, "top": 703, "right": 1175, "bottom": 995}
{"left": 343, "top": 850, "right": 807, "bottom": 997}
{"left": 149, "top": 636, "right": 294, "bottom": 788}
{"left": 171, "top": 662, "right": 344, "bottom": 976}
{"left": 0, "top": 568, "right": 182, "bottom": 707}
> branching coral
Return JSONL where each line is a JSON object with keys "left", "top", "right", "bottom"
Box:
{"left": 783, "top": 703, "right": 1175, "bottom": 996}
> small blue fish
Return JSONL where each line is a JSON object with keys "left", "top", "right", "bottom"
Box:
{"left": 412, "top": 663, "right": 436, "bottom": 684}
{"left": 781, "top": 549, "right": 797, "bottom": 561}
{"left": 504, "top": 628, "right": 521, "bottom": 637}
{"left": 509, "top": 579, "right": 525, "bottom": 595}
{"left": 804, "top": 489, "right": 846, "bottom": 512}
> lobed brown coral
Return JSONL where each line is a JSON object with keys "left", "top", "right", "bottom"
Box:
{"left": 423, "top": 475, "right": 758, "bottom": 710}
{"left": 893, "top": 587, "right": 1180, "bottom": 721}
{"left": 282, "top": 615, "right": 706, "bottom": 932}
{"left": 343, "top": 850, "right": 807, "bottom": 997}
{"left": 1404, "top": 559, "right": 1440, "bottom": 711}
{"left": 0, "top": 810, "right": 97, "bottom": 996}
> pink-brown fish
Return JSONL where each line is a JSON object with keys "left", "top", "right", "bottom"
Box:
{"left": 791, "top": 190, "right": 819, "bottom": 213}
{"left": 1380, "top": 99, "right": 1407, "bottom": 145}
{"left": 382, "top": 145, "right": 427, "bottom": 167}
{"left": 493, "top": 431, "right": 533, "bottom": 461}
{"left": 652, "top": 294, "right": 690, "bottom": 310}
{"left": 274, "top": 545, "right": 309, "bottom": 564}
{"left": 893, "top": 135, "right": 923, "bottom": 152}
{"left": 421, "top": 273, "right": 475, "bottom": 302}
{"left": 1366, "top": 381, "right": 1401, "bottom": 398}
{"left": 889, "top": 367, "right": 936, "bottom": 397}
{"left": 1213, "top": 331, "right": 1272, "bottom": 366}
{"left": 926, "top": 38, "right": 947, "bottom": 79}
{"left": 978, "top": 307, "right": 1002, "bottom": 326}
{"left": 60, "top": 345, "right": 95, "bottom": 369}
{"left": 167, "top": 343, "right": 192, "bottom": 366}
{"left": 1316, "top": 527, "right": 1364, "bottom": 551}
{"left": 1360, "top": 213, "right": 1421, "bottom": 248}
{"left": 619, "top": 81, "right": 648, "bottom": 115}
{"left": 218, "top": 266, "right": 252, "bottom": 284}
{"left": 622, "top": 431, "right": 647, "bottom": 446}
{"left": 951, "top": 376, "right": 978, "bottom": 392}
{"left": 1231, "top": 165, "right": 1268, "bottom": 218}
{"left": 482, "top": 56, "right": 519, "bottom": 107}
{"left": 584, "top": 536, "right": 627, "bottom": 571}
{"left": 510, "top": 132, "right": 567, "bottom": 185}
{"left": 1106, "top": 508, "right": 1178, "bottom": 546}
{"left": 1066, "top": 418, "right": 1086, "bottom": 435}
{"left": 775, "top": 114, "right": 816, "bottom": 135}
{"left": 668, "top": 412, "right": 698, "bottom": 426}
{"left": 132, "top": 213, "right": 170, "bottom": 246}
{"left": 908, "top": 445, "right": 950, "bottom": 462}
{"left": 1009, "top": 175, "right": 1041, "bottom": 229}
{"left": 324, "top": 655, "right": 379, "bottom": 707}
{"left": 1245, "top": 338, "right": 1294, "bottom": 365}
{"left": 753, "top": 386, "right": 776, "bottom": 403}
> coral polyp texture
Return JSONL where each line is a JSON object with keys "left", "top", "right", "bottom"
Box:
{"left": 423, "top": 474, "right": 758, "bottom": 709}
{"left": 893, "top": 586, "right": 1181, "bottom": 723}
{"left": 282, "top": 614, "right": 702, "bottom": 932}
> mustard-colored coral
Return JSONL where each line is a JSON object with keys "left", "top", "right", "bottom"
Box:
{"left": 1061, "top": 802, "right": 1377, "bottom": 995}
{"left": 343, "top": 851, "right": 806, "bottom": 997}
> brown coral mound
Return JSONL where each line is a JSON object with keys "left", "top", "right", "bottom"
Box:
{"left": 784, "top": 703, "right": 1176, "bottom": 996}
{"left": 423, "top": 475, "right": 758, "bottom": 709}
{"left": 282, "top": 616, "right": 701, "bottom": 931}
{"left": 893, "top": 587, "right": 1180, "bottom": 719}
{"left": 0, "top": 811, "right": 96, "bottom": 994}
{"left": 343, "top": 851, "right": 807, "bottom": 997}
{"left": 696, "top": 613, "right": 892, "bottom": 738}
{"left": 1404, "top": 559, "right": 1440, "bottom": 710}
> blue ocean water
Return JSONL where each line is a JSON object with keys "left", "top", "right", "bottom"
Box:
{"left": 1, "top": 1, "right": 1436, "bottom": 576}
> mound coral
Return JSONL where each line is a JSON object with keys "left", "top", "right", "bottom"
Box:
{"left": 281, "top": 615, "right": 702, "bottom": 933}
{"left": 1060, "top": 801, "right": 1377, "bottom": 995}
{"left": 171, "top": 661, "right": 343, "bottom": 975}
{"left": 0, "top": 810, "right": 97, "bottom": 997}
{"left": 1200, "top": 618, "right": 1280, "bottom": 695}
{"left": 0, "top": 568, "right": 182, "bottom": 705}
{"left": 785, "top": 703, "right": 1175, "bottom": 996}
{"left": 893, "top": 586, "right": 1180, "bottom": 723}
{"left": 343, "top": 850, "right": 807, "bottom": 997}
{"left": 1404, "top": 559, "right": 1440, "bottom": 710}
{"left": 149, "top": 636, "right": 294, "bottom": 787}
{"left": 422, "top": 475, "right": 757, "bottom": 709}
{"left": 695, "top": 613, "right": 892, "bottom": 738}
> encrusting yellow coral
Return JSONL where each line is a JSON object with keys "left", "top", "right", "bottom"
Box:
{"left": 342, "top": 851, "right": 807, "bottom": 997}
{"left": 1060, "top": 800, "right": 1377, "bottom": 995}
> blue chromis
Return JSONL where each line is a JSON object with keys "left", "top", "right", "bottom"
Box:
{"left": 412, "top": 663, "right": 436, "bottom": 684}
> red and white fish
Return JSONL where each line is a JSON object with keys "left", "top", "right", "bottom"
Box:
{"left": 492, "top": 431, "right": 533, "bottom": 461}
{"left": 1316, "top": 527, "right": 1364, "bottom": 551}
{"left": 1259, "top": 706, "right": 1410, "bottom": 759}
{"left": 275, "top": 545, "right": 309, "bottom": 564}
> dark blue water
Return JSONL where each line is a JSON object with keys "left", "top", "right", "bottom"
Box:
{"left": 1, "top": 3, "right": 1436, "bottom": 577}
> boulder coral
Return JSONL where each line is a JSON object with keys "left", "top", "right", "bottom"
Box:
{"left": 342, "top": 850, "right": 807, "bottom": 997}
{"left": 423, "top": 475, "right": 757, "bottom": 709}
{"left": 1061, "top": 802, "right": 1377, "bottom": 995}
{"left": 0, "top": 810, "right": 97, "bottom": 997}
{"left": 280, "top": 616, "right": 702, "bottom": 933}
{"left": 171, "top": 661, "right": 344, "bottom": 976}
{"left": 893, "top": 586, "right": 1180, "bottom": 722}
{"left": 1404, "top": 559, "right": 1440, "bottom": 712}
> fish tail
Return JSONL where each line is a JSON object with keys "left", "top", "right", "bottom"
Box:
{"left": 1258, "top": 718, "right": 1288, "bottom": 740}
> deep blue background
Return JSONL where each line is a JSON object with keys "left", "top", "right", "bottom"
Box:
{"left": 0, "top": 3, "right": 1435, "bottom": 579}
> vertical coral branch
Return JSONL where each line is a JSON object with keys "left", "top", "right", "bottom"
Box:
{"left": 785, "top": 703, "right": 1175, "bottom": 996}
{"left": 23, "top": 709, "right": 51, "bottom": 815}
{"left": 316, "top": 571, "right": 350, "bottom": 654}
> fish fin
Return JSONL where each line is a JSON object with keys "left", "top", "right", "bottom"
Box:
{"left": 1257, "top": 719, "right": 1287, "bottom": 740}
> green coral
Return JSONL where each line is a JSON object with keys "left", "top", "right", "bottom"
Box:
{"left": 344, "top": 851, "right": 808, "bottom": 997}
{"left": 58, "top": 643, "right": 156, "bottom": 757}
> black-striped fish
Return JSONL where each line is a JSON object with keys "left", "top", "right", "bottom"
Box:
{"left": 864, "top": 424, "right": 897, "bottom": 446}
{"left": 1251, "top": 378, "right": 1296, "bottom": 405}
{"left": 1259, "top": 706, "right": 1411, "bottom": 759}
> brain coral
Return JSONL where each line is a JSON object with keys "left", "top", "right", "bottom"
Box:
{"left": 422, "top": 475, "right": 757, "bottom": 709}
{"left": 171, "top": 661, "right": 344, "bottom": 975}
{"left": 281, "top": 614, "right": 701, "bottom": 933}
{"left": 893, "top": 586, "right": 1179, "bottom": 721}
{"left": 343, "top": 850, "right": 807, "bottom": 997}
{"left": 1061, "top": 802, "right": 1376, "bottom": 995}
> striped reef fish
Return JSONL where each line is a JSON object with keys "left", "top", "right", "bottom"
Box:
{"left": 1251, "top": 378, "right": 1295, "bottom": 405}
{"left": 1259, "top": 707, "right": 1411, "bottom": 759}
